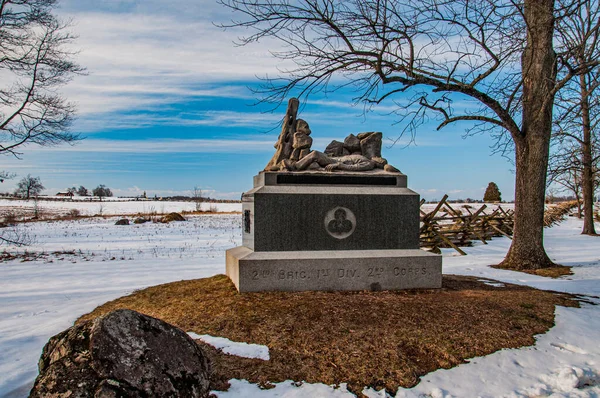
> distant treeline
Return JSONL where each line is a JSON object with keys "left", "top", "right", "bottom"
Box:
{"left": 120, "top": 195, "right": 242, "bottom": 203}
{"left": 423, "top": 196, "right": 582, "bottom": 204}
{"left": 423, "top": 198, "right": 503, "bottom": 204}
{"left": 0, "top": 192, "right": 241, "bottom": 203}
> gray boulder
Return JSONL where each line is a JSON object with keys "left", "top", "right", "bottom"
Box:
{"left": 114, "top": 219, "right": 129, "bottom": 225}
{"left": 360, "top": 132, "right": 383, "bottom": 159}
{"left": 291, "top": 131, "right": 313, "bottom": 161}
{"left": 293, "top": 131, "right": 312, "bottom": 149}
{"left": 343, "top": 134, "right": 361, "bottom": 153}
{"left": 295, "top": 119, "right": 311, "bottom": 136}
{"left": 30, "top": 309, "right": 211, "bottom": 398}
{"left": 324, "top": 140, "right": 345, "bottom": 157}
{"left": 357, "top": 131, "right": 375, "bottom": 140}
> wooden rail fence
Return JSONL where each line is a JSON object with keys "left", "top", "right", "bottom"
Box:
{"left": 420, "top": 196, "right": 579, "bottom": 255}
{"left": 420, "top": 195, "right": 514, "bottom": 255}
{"left": 543, "top": 200, "right": 579, "bottom": 227}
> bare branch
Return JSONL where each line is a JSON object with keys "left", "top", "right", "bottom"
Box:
{"left": 0, "top": 0, "right": 84, "bottom": 157}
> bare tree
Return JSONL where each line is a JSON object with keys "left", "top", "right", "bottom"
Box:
{"left": 77, "top": 185, "right": 88, "bottom": 196}
{"left": 545, "top": 186, "right": 561, "bottom": 204}
{"left": 14, "top": 174, "right": 44, "bottom": 199}
{"left": 548, "top": 143, "right": 585, "bottom": 215}
{"left": 0, "top": 171, "right": 16, "bottom": 183}
{"left": 219, "top": 0, "right": 598, "bottom": 270}
{"left": 93, "top": 184, "right": 113, "bottom": 201}
{"left": 0, "top": 225, "right": 34, "bottom": 246}
{"left": 552, "top": 0, "right": 600, "bottom": 235}
{"left": 192, "top": 186, "right": 204, "bottom": 211}
{"left": 0, "top": 0, "right": 84, "bottom": 158}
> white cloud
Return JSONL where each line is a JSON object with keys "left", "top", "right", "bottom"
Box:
{"left": 74, "top": 110, "right": 283, "bottom": 132}
{"left": 60, "top": 0, "right": 232, "bottom": 20}
{"left": 305, "top": 98, "right": 412, "bottom": 114}
{"left": 55, "top": 6, "right": 469, "bottom": 136}
{"left": 69, "top": 85, "right": 252, "bottom": 117}
{"left": 54, "top": 2, "right": 498, "bottom": 136}
{"left": 68, "top": 12, "right": 280, "bottom": 81}
{"left": 72, "top": 105, "right": 402, "bottom": 133}
{"left": 23, "top": 137, "right": 275, "bottom": 154}
{"left": 60, "top": 10, "right": 290, "bottom": 125}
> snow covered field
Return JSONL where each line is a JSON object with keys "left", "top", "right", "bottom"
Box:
{"left": 1, "top": 208, "right": 599, "bottom": 397}
{"left": 0, "top": 198, "right": 513, "bottom": 219}
{"left": 0, "top": 198, "right": 241, "bottom": 217}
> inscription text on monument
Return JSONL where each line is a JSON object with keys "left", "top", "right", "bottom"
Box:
{"left": 250, "top": 266, "right": 431, "bottom": 281}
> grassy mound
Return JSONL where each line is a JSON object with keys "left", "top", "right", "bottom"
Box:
{"left": 78, "top": 275, "right": 576, "bottom": 395}
{"left": 160, "top": 212, "right": 186, "bottom": 223}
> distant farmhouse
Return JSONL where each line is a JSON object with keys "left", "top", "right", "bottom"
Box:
{"left": 56, "top": 192, "right": 74, "bottom": 198}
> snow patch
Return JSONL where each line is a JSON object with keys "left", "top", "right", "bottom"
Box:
{"left": 540, "top": 366, "right": 600, "bottom": 393}
{"left": 213, "top": 379, "right": 354, "bottom": 397}
{"left": 187, "top": 332, "right": 270, "bottom": 360}
{"left": 551, "top": 343, "right": 588, "bottom": 355}
{"left": 429, "top": 388, "right": 452, "bottom": 398}
{"left": 478, "top": 279, "right": 506, "bottom": 287}
{"left": 1, "top": 214, "right": 600, "bottom": 398}
{"left": 361, "top": 386, "right": 389, "bottom": 397}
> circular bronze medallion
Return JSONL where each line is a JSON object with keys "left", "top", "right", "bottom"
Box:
{"left": 324, "top": 206, "right": 356, "bottom": 240}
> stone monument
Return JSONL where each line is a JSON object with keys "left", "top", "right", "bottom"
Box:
{"left": 226, "top": 98, "right": 441, "bottom": 292}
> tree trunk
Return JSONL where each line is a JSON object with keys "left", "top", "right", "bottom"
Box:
{"left": 572, "top": 168, "right": 583, "bottom": 217}
{"left": 498, "top": 0, "right": 556, "bottom": 270}
{"left": 501, "top": 136, "right": 555, "bottom": 269}
{"left": 579, "top": 72, "right": 597, "bottom": 234}
{"left": 575, "top": 183, "right": 583, "bottom": 218}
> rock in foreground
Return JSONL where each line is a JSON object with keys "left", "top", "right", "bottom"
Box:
{"left": 30, "top": 309, "right": 210, "bottom": 397}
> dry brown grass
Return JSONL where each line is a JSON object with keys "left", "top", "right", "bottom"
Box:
{"left": 78, "top": 275, "right": 577, "bottom": 396}
{"left": 159, "top": 212, "right": 186, "bottom": 223}
{"left": 181, "top": 210, "right": 240, "bottom": 216}
{"left": 0, "top": 249, "right": 94, "bottom": 263}
{"left": 516, "top": 265, "right": 574, "bottom": 278}
{"left": 491, "top": 263, "right": 573, "bottom": 278}
{"left": 0, "top": 205, "right": 241, "bottom": 225}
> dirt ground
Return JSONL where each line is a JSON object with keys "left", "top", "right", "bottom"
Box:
{"left": 79, "top": 274, "right": 577, "bottom": 396}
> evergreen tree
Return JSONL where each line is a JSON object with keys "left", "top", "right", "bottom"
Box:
{"left": 483, "top": 182, "right": 502, "bottom": 203}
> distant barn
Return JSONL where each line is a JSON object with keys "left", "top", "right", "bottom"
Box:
{"left": 56, "top": 192, "right": 74, "bottom": 197}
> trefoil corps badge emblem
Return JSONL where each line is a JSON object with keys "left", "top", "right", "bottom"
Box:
{"left": 324, "top": 206, "right": 356, "bottom": 239}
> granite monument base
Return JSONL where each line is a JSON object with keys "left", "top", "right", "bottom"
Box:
{"left": 226, "top": 246, "right": 442, "bottom": 292}
{"left": 243, "top": 171, "right": 420, "bottom": 252}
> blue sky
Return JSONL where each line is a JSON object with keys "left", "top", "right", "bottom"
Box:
{"left": 1, "top": 0, "right": 517, "bottom": 201}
